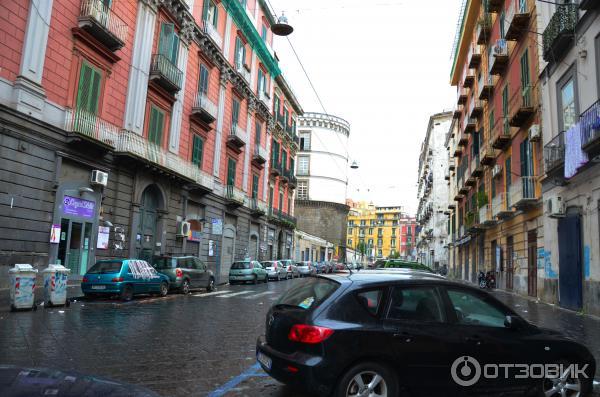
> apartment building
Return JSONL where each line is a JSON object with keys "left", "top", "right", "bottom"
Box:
{"left": 416, "top": 111, "right": 452, "bottom": 270}
{"left": 0, "top": 0, "right": 301, "bottom": 285}
{"left": 538, "top": 1, "right": 600, "bottom": 315}
{"left": 449, "top": 0, "right": 543, "bottom": 294}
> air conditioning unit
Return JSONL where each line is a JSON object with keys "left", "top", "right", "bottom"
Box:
{"left": 546, "top": 196, "right": 565, "bottom": 218}
{"left": 176, "top": 221, "right": 191, "bottom": 237}
{"left": 492, "top": 165, "right": 502, "bottom": 178}
{"left": 529, "top": 124, "right": 541, "bottom": 142}
{"left": 90, "top": 170, "right": 108, "bottom": 186}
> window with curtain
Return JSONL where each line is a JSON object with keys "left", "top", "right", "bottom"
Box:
{"left": 560, "top": 78, "right": 576, "bottom": 130}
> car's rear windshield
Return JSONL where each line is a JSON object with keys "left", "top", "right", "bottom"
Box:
{"left": 151, "top": 256, "right": 176, "bottom": 269}
{"left": 87, "top": 261, "right": 123, "bottom": 274}
{"left": 275, "top": 277, "right": 339, "bottom": 310}
{"left": 231, "top": 262, "right": 251, "bottom": 269}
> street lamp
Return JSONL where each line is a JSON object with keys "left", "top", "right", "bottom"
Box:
{"left": 272, "top": 13, "right": 294, "bottom": 36}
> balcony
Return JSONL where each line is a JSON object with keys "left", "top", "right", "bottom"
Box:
{"left": 476, "top": 14, "right": 492, "bottom": 44}
{"left": 580, "top": 100, "right": 600, "bottom": 157}
{"left": 509, "top": 176, "right": 538, "bottom": 209}
{"left": 279, "top": 212, "right": 297, "bottom": 227}
{"left": 488, "top": 0, "right": 505, "bottom": 12}
{"left": 191, "top": 92, "right": 217, "bottom": 124}
{"left": 227, "top": 123, "right": 247, "bottom": 150}
{"left": 509, "top": 85, "right": 535, "bottom": 127}
{"left": 252, "top": 145, "right": 268, "bottom": 166}
{"left": 464, "top": 117, "right": 477, "bottom": 134}
{"left": 448, "top": 158, "right": 456, "bottom": 171}
{"left": 453, "top": 105, "right": 464, "bottom": 119}
{"left": 115, "top": 131, "right": 214, "bottom": 191}
{"left": 285, "top": 169, "right": 297, "bottom": 188}
{"left": 463, "top": 69, "right": 476, "bottom": 88}
{"left": 236, "top": 63, "right": 251, "bottom": 84}
{"left": 279, "top": 168, "right": 289, "bottom": 183}
{"left": 448, "top": 203, "right": 456, "bottom": 210}
{"left": 469, "top": 98, "right": 483, "bottom": 119}
{"left": 270, "top": 159, "right": 281, "bottom": 176}
{"left": 149, "top": 54, "right": 183, "bottom": 94}
{"left": 225, "top": 185, "right": 245, "bottom": 207}
{"left": 504, "top": 0, "right": 531, "bottom": 41}
{"left": 492, "top": 192, "right": 514, "bottom": 219}
{"left": 276, "top": 113, "right": 285, "bottom": 128}
{"left": 64, "top": 108, "right": 118, "bottom": 148}
{"left": 453, "top": 146, "right": 463, "bottom": 157}
{"left": 249, "top": 198, "right": 267, "bottom": 217}
{"left": 479, "top": 204, "right": 496, "bottom": 226}
{"left": 480, "top": 143, "right": 496, "bottom": 166}
{"left": 542, "top": 4, "right": 577, "bottom": 62}
{"left": 458, "top": 133, "right": 468, "bottom": 147}
{"left": 478, "top": 74, "right": 496, "bottom": 101}
{"left": 457, "top": 88, "right": 468, "bottom": 105}
{"left": 544, "top": 132, "right": 565, "bottom": 175}
{"left": 259, "top": 90, "right": 270, "bottom": 107}
{"left": 471, "top": 154, "right": 484, "bottom": 178}
{"left": 468, "top": 45, "right": 482, "bottom": 69}
{"left": 78, "top": 0, "right": 127, "bottom": 51}
{"left": 466, "top": 163, "right": 477, "bottom": 186}
{"left": 203, "top": 20, "right": 223, "bottom": 49}
{"left": 489, "top": 39, "right": 509, "bottom": 75}
{"left": 459, "top": 182, "right": 470, "bottom": 195}
{"left": 492, "top": 117, "right": 512, "bottom": 150}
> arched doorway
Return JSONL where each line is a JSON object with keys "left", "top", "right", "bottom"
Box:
{"left": 136, "top": 185, "right": 162, "bottom": 261}
{"left": 277, "top": 231, "right": 283, "bottom": 259}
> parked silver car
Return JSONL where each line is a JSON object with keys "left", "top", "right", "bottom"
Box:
{"left": 279, "top": 259, "right": 299, "bottom": 278}
{"left": 295, "top": 261, "right": 315, "bottom": 277}
{"left": 262, "top": 260, "right": 287, "bottom": 281}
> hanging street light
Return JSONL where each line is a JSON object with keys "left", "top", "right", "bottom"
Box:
{"left": 272, "top": 12, "right": 294, "bottom": 36}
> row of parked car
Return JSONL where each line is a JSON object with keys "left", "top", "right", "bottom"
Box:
{"left": 228, "top": 260, "right": 338, "bottom": 284}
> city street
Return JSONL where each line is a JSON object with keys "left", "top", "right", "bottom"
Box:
{"left": 1, "top": 276, "right": 600, "bottom": 396}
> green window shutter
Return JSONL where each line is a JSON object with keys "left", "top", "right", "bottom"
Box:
{"left": 261, "top": 25, "right": 267, "bottom": 41}
{"left": 500, "top": 12, "right": 505, "bottom": 39}
{"left": 520, "top": 50, "right": 530, "bottom": 87}
{"left": 502, "top": 86, "right": 508, "bottom": 117}
{"left": 282, "top": 151, "right": 287, "bottom": 170}
{"left": 192, "top": 135, "right": 203, "bottom": 166}
{"left": 252, "top": 175, "right": 259, "bottom": 198}
{"left": 148, "top": 106, "right": 164, "bottom": 146}
{"left": 170, "top": 33, "right": 179, "bottom": 64}
{"left": 489, "top": 109, "right": 495, "bottom": 132}
{"left": 199, "top": 65, "right": 209, "bottom": 94}
{"left": 76, "top": 62, "right": 101, "bottom": 114}
{"left": 227, "top": 158, "right": 236, "bottom": 186}
{"left": 505, "top": 157, "right": 512, "bottom": 187}
{"left": 257, "top": 69, "right": 264, "bottom": 92}
{"left": 159, "top": 23, "right": 174, "bottom": 58}
{"left": 232, "top": 98, "right": 240, "bottom": 126}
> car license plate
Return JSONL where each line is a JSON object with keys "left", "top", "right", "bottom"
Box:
{"left": 91, "top": 285, "right": 106, "bottom": 290}
{"left": 257, "top": 352, "right": 272, "bottom": 370}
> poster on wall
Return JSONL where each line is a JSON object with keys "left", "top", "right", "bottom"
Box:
{"left": 50, "top": 224, "right": 61, "bottom": 244}
{"left": 212, "top": 218, "right": 223, "bottom": 235}
{"left": 208, "top": 240, "right": 214, "bottom": 256}
{"left": 97, "top": 226, "right": 110, "bottom": 249}
{"left": 63, "top": 196, "right": 95, "bottom": 218}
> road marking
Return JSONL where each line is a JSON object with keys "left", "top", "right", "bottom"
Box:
{"left": 206, "top": 363, "right": 261, "bottom": 397}
{"left": 243, "top": 291, "right": 276, "bottom": 299}
{"left": 193, "top": 290, "right": 231, "bottom": 297}
{"left": 216, "top": 291, "right": 253, "bottom": 298}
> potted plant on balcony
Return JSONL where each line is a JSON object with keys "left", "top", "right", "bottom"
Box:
{"left": 477, "top": 191, "right": 488, "bottom": 209}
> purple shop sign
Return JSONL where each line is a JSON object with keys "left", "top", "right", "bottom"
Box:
{"left": 63, "top": 195, "right": 95, "bottom": 219}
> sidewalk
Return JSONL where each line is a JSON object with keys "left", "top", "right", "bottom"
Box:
{"left": 0, "top": 283, "right": 83, "bottom": 312}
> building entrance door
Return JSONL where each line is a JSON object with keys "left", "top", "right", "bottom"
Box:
{"left": 137, "top": 186, "right": 160, "bottom": 261}
{"left": 57, "top": 219, "right": 93, "bottom": 275}
{"left": 527, "top": 230, "right": 537, "bottom": 297}
{"left": 506, "top": 236, "right": 514, "bottom": 290}
{"left": 558, "top": 213, "right": 583, "bottom": 310}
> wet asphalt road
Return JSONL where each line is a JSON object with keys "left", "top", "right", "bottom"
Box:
{"left": 0, "top": 275, "right": 599, "bottom": 396}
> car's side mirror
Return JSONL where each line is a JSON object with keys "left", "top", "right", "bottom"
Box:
{"left": 504, "top": 315, "right": 526, "bottom": 330}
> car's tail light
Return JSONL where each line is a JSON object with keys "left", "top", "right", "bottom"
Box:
{"left": 274, "top": 263, "right": 278, "bottom": 270}
{"left": 82, "top": 277, "right": 88, "bottom": 283}
{"left": 175, "top": 268, "right": 183, "bottom": 278}
{"left": 111, "top": 277, "right": 124, "bottom": 282}
{"left": 288, "top": 324, "right": 334, "bottom": 344}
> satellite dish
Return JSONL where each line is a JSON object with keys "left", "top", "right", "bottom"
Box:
{"left": 272, "top": 13, "right": 294, "bottom": 36}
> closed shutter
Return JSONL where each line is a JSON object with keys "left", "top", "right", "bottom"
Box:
{"left": 148, "top": 106, "right": 165, "bottom": 146}
{"left": 505, "top": 157, "right": 512, "bottom": 189}
{"left": 227, "top": 158, "right": 236, "bottom": 186}
{"left": 76, "top": 62, "right": 101, "bottom": 114}
{"left": 199, "top": 65, "right": 209, "bottom": 94}
{"left": 192, "top": 135, "right": 203, "bottom": 166}
{"left": 252, "top": 175, "right": 259, "bottom": 199}
{"left": 255, "top": 121, "right": 261, "bottom": 144}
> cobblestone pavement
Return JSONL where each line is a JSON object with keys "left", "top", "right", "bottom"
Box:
{"left": 1, "top": 276, "right": 599, "bottom": 396}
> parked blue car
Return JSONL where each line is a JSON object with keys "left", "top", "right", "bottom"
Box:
{"left": 81, "top": 259, "right": 170, "bottom": 301}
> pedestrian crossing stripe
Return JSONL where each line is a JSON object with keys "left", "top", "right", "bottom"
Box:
{"left": 193, "top": 290, "right": 231, "bottom": 297}
{"left": 216, "top": 291, "right": 253, "bottom": 298}
{"left": 242, "top": 291, "right": 275, "bottom": 299}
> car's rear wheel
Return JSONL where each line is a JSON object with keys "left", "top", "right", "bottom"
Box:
{"left": 159, "top": 282, "right": 168, "bottom": 297}
{"left": 181, "top": 279, "right": 190, "bottom": 294}
{"left": 540, "top": 360, "right": 591, "bottom": 397}
{"left": 335, "top": 362, "right": 398, "bottom": 397}
{"left": 120, "top": 285, "right": 134, "bottom": 302}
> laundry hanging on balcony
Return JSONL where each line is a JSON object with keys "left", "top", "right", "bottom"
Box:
{"left": 564, "top": 123, "right": 588, "bottom": 179}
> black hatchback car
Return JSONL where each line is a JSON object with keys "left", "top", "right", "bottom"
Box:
{"left": 256, "top": 272, "right": 595, "bottom": 397}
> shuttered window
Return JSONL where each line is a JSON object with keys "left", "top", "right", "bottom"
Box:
{"left": 227, "top": 158, "right": 236, "bottom": 186}
{"left": 203, "top": 0, "right": 218, "bottom": 27}
{"left": 191, "top": 135, "right": 204, "bottom": 167}
{"left": 159, "top": 23, "right": 179, "bottom": 64}
{"left": 502, "top": 86, "right": 509, "bottom": 117}
{"left": 281, "top": 150, "right": 287, "bottom": 170}
{"left": 255, "top": 121, "right": 262, "bottom": 145}
{"left": 252, "top": 174, "right": 259, "bottom": 199}
{"left": 148, "top": 106, "right": 165, "bottom": 146}
{"left": 234, "top": 37, "right": 246, "bottom": 69}
{"left": 76, "top": 61, "right": 102, "bottom": 114}
{"left": 505, "top": 156, "right": 512, "bottom": 189}
{"left": 199, "top": 65, "right": 209, "bottom": 95}
{"left": 232, "top": 98, "right": 240, "bottom": 127}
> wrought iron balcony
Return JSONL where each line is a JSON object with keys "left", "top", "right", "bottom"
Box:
{"left": 463, "top": 69, "right": 476, "bottom": 88}
{"left": 465, "top": 117, "right": 477, "bottom": 134}
{"left": 279, "top": 167, "right": 290, "bottom": 183}
{"left": 227, "top": 123, "right": 247, "bottom": 150}
{"left": 64, "top": 108, "right": 118, "bottom": 148}
{"left": 249, "top": 198, "right": 267, "bottom": 217}
{"left": 471, "top": 154, "right": 484, "bottom": 178}
{"left": 279, "top": 212, "right": 297, "bottom": 227}
{"left": 287, "top": 170, "right": 297, "bottom": 188}
{"left": 476, "top": 14, "right": 492, "bottom": 44}
{"left": 149, "top": 54, "right": 183, "bottom": 93}
{"left": 225, "top": 184, "right": 245, "bottom": 207}
{"left": 203, "top": 20, "right": 223, "bottom": 48}
{"left": 542, "top": 4, "right": 577, "bottom": 62}
{"left": 468, "top": 45, "right": 481, "bottom": 69}
{"left": 458, "top": 132, "right": 469, "bottom": 147}
{"left": 580, "top": 100, "right": 600, "bottom": 157}
{"left": 480, "top": 143, "right": 496, "bottom": 166}
{"left": 510, "top": 176, "right": 538, "bottom": 209}
{"left": 544, "top": 132, "right": 565, "bottom": 175}
{"left": 490, "top": 39, "right": 509, "bottom": 75}
{"left": 252, "top": 144, "right": 268, "bottom": 166}
{"left": 478, "top": 74, "right": 496, "bottom": 101}
{"left": 492, "top": 117, "right": 512, "bottom": 150}
{"left": 479, "top": 204, "right": 496, "bottom": 226}
{"left": 469, "top": 98, "right": 483, "bottom": 119}
{"left": 504, "top": 0, "right": 531, "bottom": 41}
{"left": 191, "top": 92, "right": 217, "bottom": 123}
{"left": 78, "top": 0, "right": 127, "bottom": 51}
{"left": 270, "top": 159, "right": 282, "bottom": 176}
{"left": 276, "top": 112, "right": 285, "bottom": 128}
{"left": 492, "top": 192, "right": 513, "bottom": 219}
{"left": 236, "top": 63, "right": 251, "bottom": 83}
{"left": 509, "top": 84, "right": 535, "bottom": 127}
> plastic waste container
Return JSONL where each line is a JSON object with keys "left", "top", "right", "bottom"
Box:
{"left": 9, "top": 264, "right": 38, "bottom": 311}
{"left": 43, "top": 264, "right": 71, "bottom": 307}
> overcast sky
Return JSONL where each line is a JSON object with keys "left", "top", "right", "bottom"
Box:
{"left": 268, "top": 0, "right": 462, "bottom": 214}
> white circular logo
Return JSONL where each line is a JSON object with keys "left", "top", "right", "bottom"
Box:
{"left": 451, "top": 356, "right": 481, "bottom": 387}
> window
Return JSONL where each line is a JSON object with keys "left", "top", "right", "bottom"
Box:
{"left": 520, "top": 49, "right": 530, "bottom": 92}
{"left": 377, "top": 238, "right": 383, "bottom": 247}
{"left": 378, "top": 228, "right": 383, "bottom": 236}
{"left": 391, "top": 239, "right": 396, "bottom": 248}
{"left": 279, "top": 191, "right": 284, "bottom": 211}
{"left": 299, "top": 132, "right": 311, "bottom": 151}
{"left": 392, "top": 228, "right": 396, "bottom": 236}
{"left": 558, "top": 65, "right": 578, "bottom": 132}
{"left": 368, "top": 239, "right": 373, "bottom": 246}
{"left": 255, "top": 121, "right": 262, "bottom": 145}
{"left": 257, "top": 68, "right": 267, "bottom": 94}
{"left": 360, "top": 220, "right": 366, "bottom": 226}
{"left": 158, "top": 23, "right": 179, "bottom": 64}
{"left": 261, "top": 24, "right": 268, "bottom": 41}
{"left": 231, "top": 98, "right": 240, "bottom": 127}
{"left": 356, "top": 289, "right": 383, "bottom": 316}
{"left": 297, "top": 181, "right": 308, "bottom": 200}
{"left": 191, "top": 135, "right": 204, "bottom": 167}
{"left": 281, "top": 150, "right": 288, "bottom": 171}
{"left": 148, "top": 105, "right": 165, "bottom": 146}
{"left": 234, "top": 36, "right": 246, "bottom": 69}
{"left": 368, "top": 228, "right": 373, "bottom": 235}
{"left": 348, "top": 238, "right": 353, "bottom": 245}
{"left": 502, "top": 85, "right": 509, "bottom": 117}
{"left": 446, "top": 289, "right": 507, "bottom": 328}
{"left": 271, "top": 139, "right": 280, "bottom": 163}
{"left": 268, "top": 186, "right": 274, "bottom": 208}
{"left": 273, "top": 95, "right": 280, "bottom": 115}
{"left": 387, "top": 287, "right": 445, "bottom": 323}
{"left": 227, "top": 158, "right": 236, "bottom": 186}
{"left": 199, "top": 64, "right": 209, "bottom": 95}
{"left": 283, "top": 107, "right": 289, "bottom": 126}
{"left": 252, "top": 174, "right": 259, "bottom": 199}
{"left": 499, "top": 11, "right": 505, "bottom": 39}
{"left": 377, "top": 249, "right": 382, "bottom": 257}
{"left": 348, "top": 228, "right": 353, "bottom": 234}
{"left": 76, "top": 61, "right": 101, "bottom": 115}
{"left": 505, "top": 156, "right": 512, "bottom": 191}
{"left": 276, "top": 277, "right": 339, "bottom": 310}
{"left": 297, "top": 156, "right": 309, "bottom": 175}
{"left": 370, "top": 220, "right": 376, "bottom": 226}
{"left": 520, "top": 138, "right": 533, "bottom": 177}
{"left": 203, "top": 0, "right": 218, "bottom": 27}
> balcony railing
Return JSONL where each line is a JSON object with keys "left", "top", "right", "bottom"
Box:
{"left": 270, "top": 159, "right": 282, "bottom": 176}
{"left": 465, "top": 117, "right": 477, "bottom": 134}
{"left": 78, "top": 0, "right": 127, "bottom": 51}
{"left": 544, "top": 132, "right": 565, "bottom": 174}
{"left": 249, "top": 198, "right": 267, "bottom": 216}
{"left": 478, "top": 74, "right": 496, "bottom": 100}
{"left": 448, "top": 158, "right": 456, "bottom": 171}
{"left": 488, "top": 0, "right": 504, "bottom": 12}
{"left": 476, "top": 13, "right": 492, "bottom": 44}
{"left": 492, "top": 116, "right": 512, "bottom": 149}
{"left": 203, "top": 20, "right": 223, "bottom": 48}
{"left": 542, "top": 4, "right": 577, "bottom": 62}
{"left": 468, "top": 44, "right": 482, "bottom": 68}
{"left": 580, "top": 100, "right": 600, "bottom": 154}
{"left": 252, "top": 145, "right": 268, "bottom": 165}
{"left": 490, "top": 39, "right": 509, "bottom": 75}
{"left": 225, "top": 184, "right": 245, "bottom": 206}
{"left": 468, "top": 98, "right": 483, "bottom": 119}
{"left": 480, "top": 142, "right": 496, "bottom": 166}
{"left": 504, "top": 0, "right": 531, "bottom": 41}
{"left": 227, "top": 123, "right": 247, "bottom": 149}
{"left": 236, "top": 63, "right": 251, "bottom": 83}
{"left": 115, "top": 131, "right": 213, "bottom": 191}
{"left": 509, "top": 84, "right": 535, "bottom": 127}
{"left": 479, "top": 204, "right": 495, "bottom": 226}
{"left": 191, "top": 92, "right": 218, "bottom": 123}
{"left": 64, "top": 108, "right": 119, "bottom": 148}
{"left": 150, "top": 54, "right": 183, "bottom": 93}
{"left": 492, "top": 192, "right": 513, "bottom": 219}
{"left": 457, "top": 87, "right": 468, "bottom": 105}
{"left": 463, "top": 68, "right": 476, "bottom": 88}
{"left": 259, "top": 90, "right": 270, "bottom": 107}
{"left": 510, "top": 176, "right": 538, "bottom": 208}
{"left": 276, "top": 112, "right": 286, "bottom": 128}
